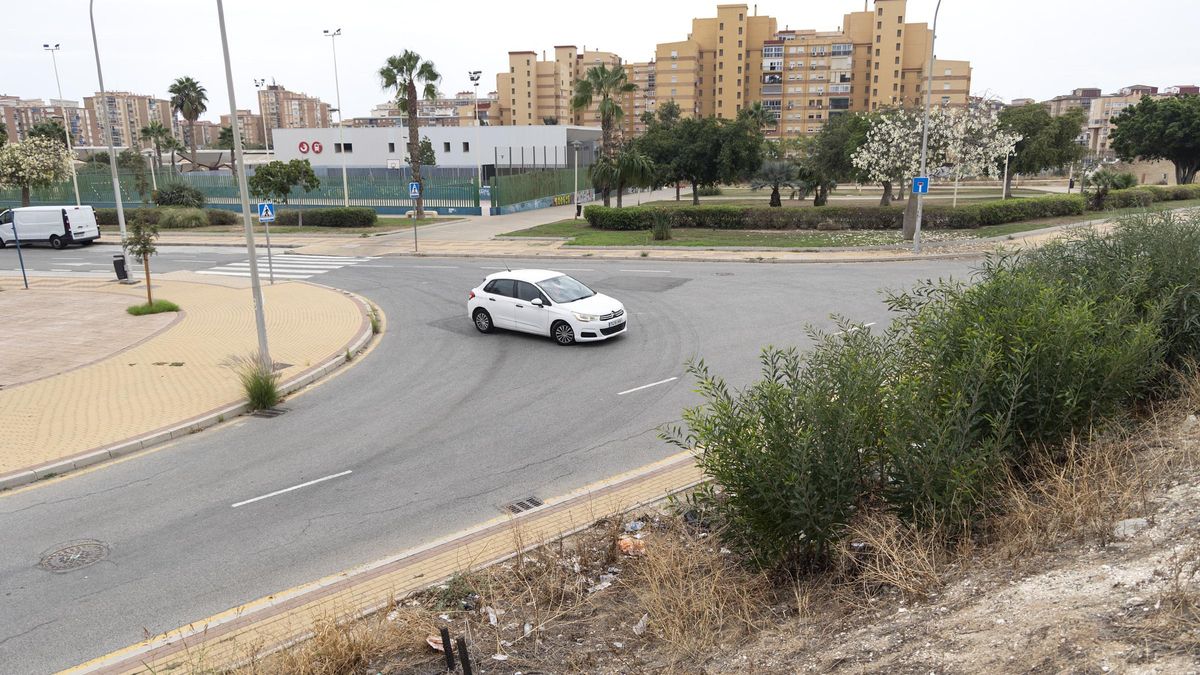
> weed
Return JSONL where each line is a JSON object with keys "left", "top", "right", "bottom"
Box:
{"left": 126, "top": 299, "right": 180, "bottom": 316}
{"left": 837, "top": 510, "right": 951, "bottom": 599}
{"left": 640, "top": 250, "right": 649, "bottom": 257}
{"left": 368, "top": 306, "right": 382, "bottom": 335}
{"left": 225, "top": 354, "right": 280, "bottom": 411}
{"left": 345, "top": 348, "right": 353, "bottom": 362}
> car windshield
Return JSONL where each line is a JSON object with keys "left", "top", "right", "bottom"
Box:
{"left": 537, "top": 275, "right": 595, "bottom": 304}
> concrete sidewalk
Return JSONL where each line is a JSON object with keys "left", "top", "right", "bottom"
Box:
{"left": 0, "top": 274, "right": 373, "bottom": 489}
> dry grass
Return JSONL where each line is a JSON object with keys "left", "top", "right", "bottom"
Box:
{"left": 835, "top": 510, "right": 954, "bottom": 600}
{"left": 624, "top": 525, "right": 770, "bottom": 662}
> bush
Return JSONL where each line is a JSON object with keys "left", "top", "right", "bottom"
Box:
{"left": 126, "top": 299, "right": 180, "bottom": 316}
{"left": 157, "top": 207, "right": 208, "bottom": 229}
{"left": 274, "top": 207, "right": 377, "bottom": 228}
{"left": 206, "top": 209, "right": 239, "bottom": 225}
{"left": 650, "top": 209, "right": 672, "bottom": 241}
{"left": 695, "top": 185, "right": 722, "bottom": 197}
{"left": 229, "top": 354, "right": 280, "bottom": 411}
{"left": 95, "top": 207, "right": 237, "bottom": 227}
{"left": 1096, "top": 187, "right": 1155, "bottom": 210}
{"left": 1088, "top": 169, "right": 1138, "bottom": 191}
{"left": 154, "top": 182, "right": 206, "bottom": 208}
{"left": 584, "top": 195, "right": 1084, "bottom": 232}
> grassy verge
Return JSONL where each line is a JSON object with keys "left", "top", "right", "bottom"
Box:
{"left": 126, "top": 299, "right": 180, "bottom": 316}
{"left": 501, "top": 201, "right": 1200, "bottom": 249}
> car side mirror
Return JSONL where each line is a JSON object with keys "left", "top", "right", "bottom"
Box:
{"left": 531, "top": 298, "right": 543, "bottom": 307}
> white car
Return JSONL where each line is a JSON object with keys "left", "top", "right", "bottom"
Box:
{"left": 468, "top": 269, "right": 628, "bottom": 345}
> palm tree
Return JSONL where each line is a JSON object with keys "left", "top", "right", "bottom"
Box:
{"left": 168, "top": 76, "right": 208, "bottom": 163}
{"left": 750, "top": 160, "right": 800, "bottom": 207}
{"left": 572, "top": 64, "right": 637, "bottom": 206}
{"left": 739, "top": 101, "right": 775, "bottom": 132}
{"left": 140, "top": 121, "right": 171, "bottom": 168}
{"left": 590, "top": 146, "right": 655, "bottom": 208}
{"left": 379, "top": 51, "right": 441, "bottom": 219}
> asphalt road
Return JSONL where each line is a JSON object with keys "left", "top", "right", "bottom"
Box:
{"left": 0, "top": 244, "right": 979, "bottom": 673}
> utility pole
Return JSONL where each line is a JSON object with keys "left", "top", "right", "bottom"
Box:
{"left": 254, "top": 78, "right": 272, "bottom": 155}
{"left": 44, "top": 44, "right": 81, "bottom": 206}
{"left": 217, "top": 0, "right": 272, "bottom": 370}
{"left": 912, "top": 0, "right": 943, "bottom": 254}
{"left": 572, "top": 140, "right": 581, "bottom": 219}
{"left": 88, "top": 1, "right": 127, "bottom": 242}
{"left": 323, "top": 28, "right": 350, "bottom": 208}
{"left": 470, "top": 70, "right": 483, "bottom": 215}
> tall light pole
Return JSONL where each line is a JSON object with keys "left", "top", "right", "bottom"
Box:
{"left": 571, "top": 140, "right": 581, "bottom": 219}
{"left": 44, "top": 44, "right": 81, "bottom": 206}
{"left": 217, "top": 0, "right": 272, "bottom": 370}
{"left": 912, "top": 0, "right": 943, "bottom": 254}
{"left": 469, "top": 70, "right": 482, "bottom": 213}
{"left": 88, "top": 2, "right": 127, "bottom": 242}
{"left": 323, "top": 28, "right": 350, "bottom": 208}
{"left": 254, "top": 77, "right": 272, "bottom": 155}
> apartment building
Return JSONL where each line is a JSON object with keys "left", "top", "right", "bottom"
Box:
{"left": 218, "top": 109, "right": 265, "bottom": 148}
{"left": 1036, "top": 84, "right": 1198, "bottom": 158}
{"left": 82, "top": 91, "right": 174, "bottom": 149}
{"left": 256, "top": 84, "right": 331, "bottom": 146}
{"left": 0, "top": 96, "right": 98, "bottom": 146}
{"left": 190, "top": 120, "right": 221, "bottom": 149}
{"left": 354, "top": 92, "right": 498, "bottom": 128}
{"left": 493, "top": 0, "right": 971, "bottom": 140}
{"left": 496, "top": 47, "right": 623, "bottom": 128}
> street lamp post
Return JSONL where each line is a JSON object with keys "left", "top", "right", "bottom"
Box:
{"left": 216, "top": 0, "right": 272, "bottom": 370}
{"left": 912, "top": 0, "right": 943, "bottom": 254}
{"left": 43, "top": 44, "right": 81, "bottom": 206}
{"left": 88, "top": 2, "right": 127, "bottom": 242}
{"left": 469, "top": 70, "right": 483, "bottom": 214}
{"left": 571, "top": 140, "right": 582, "bottom": 219}
{"left": 254, "top": 77, "right": 272, "bottom": 155}
{"left": 323, "top": 28, "right": 350, "bottom": 208}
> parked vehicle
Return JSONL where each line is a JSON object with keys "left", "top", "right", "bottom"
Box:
{"left": 467, "top": 269, "right": 628, "bottom": 345}
{"left": 0, "top": 206, "right": 101, "bottom": 249}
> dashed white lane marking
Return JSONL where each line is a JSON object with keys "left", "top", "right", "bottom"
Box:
{"left": 231, "top": 470, "right": 353, "bottom": 508}
{"left": 617, "top": 377, "right": 678, "bottom": 396}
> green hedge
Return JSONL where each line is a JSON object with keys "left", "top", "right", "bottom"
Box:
{"left": 95, "top": 207, "right": 237, "bottom": 228}
{"left": 1097, "top": 184, "right": 1200, "bottom": 210}
{"left": 273, "top": 207, "right": 377, "bottom": 228}
{"left": 585, "top": 195, "right": 1085, "bottom": 231}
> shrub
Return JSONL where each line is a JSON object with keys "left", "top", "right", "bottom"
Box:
{"left": 157, "top": 207, "right": 208, "bottom": 229}
{"left": 695, "top": 185, "right": 722, "bottom": 197}
{"left": 274, "top": 207, "right": 377, "bottom": 227}
{"left": 1088, "top": 169, "right": 1138, "bottom": 191}
{"left": 95, "top": 207, "right": 236, "bottom": 227}
{"left": 206, "top": 209, "right": 239, "bottom": 225}
{"left": 126, "top": 299, "right": 180, "bottom": 316}
{"left": 228, "top": 354, "right": 280, "bottom": 411}
{"left": 650, "top": 209, "right": 672, "bottom": 241}
{"left": 1097, "top": 187, "right": 1155, "bottom": 210}
{"left": 154, "top": 182, "right": 206, "bottom": 208}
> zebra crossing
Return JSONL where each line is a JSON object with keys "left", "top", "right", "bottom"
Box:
{"left": 195, "top": 254, "right": 377, "bottom": 280}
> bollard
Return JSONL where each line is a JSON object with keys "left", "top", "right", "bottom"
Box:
{"left": 456, "top": 636, "right": 473, "bottom": 675}
{"left": 440, "top": 626, "right": 455, "bottom": 672}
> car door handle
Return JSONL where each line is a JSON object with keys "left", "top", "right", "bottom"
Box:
{"left": 515, "top": 304, "right": 524, "bottom": 308}
{"left": 488, "top": 298, "right": 495, "bottom": 302}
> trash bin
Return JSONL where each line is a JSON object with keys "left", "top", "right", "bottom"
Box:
{"left": 113, "top": 254, "right": 128, "bottom": 281}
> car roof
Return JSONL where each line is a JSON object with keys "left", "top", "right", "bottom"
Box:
{"left": 484, "top": 269, "right": 564, "bottom": 284}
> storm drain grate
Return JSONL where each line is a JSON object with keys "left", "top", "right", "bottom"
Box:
{"left": 504, "top": 496, "right": 545, "bottom": 515}
{"left": 251, "top": 407, "right": 288, "bottom": 418}
{"left": 38, "top": 539, "right": 109, "bottom": 573}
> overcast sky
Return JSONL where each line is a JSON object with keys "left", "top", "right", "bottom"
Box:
{"left": 3, "top": 0, "right": 1196, "bottom": 122}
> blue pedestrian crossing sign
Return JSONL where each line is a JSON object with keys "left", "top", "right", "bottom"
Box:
{"left": 912, "top": 177, "right": 930, "bottom": 194}
{"left": 257, "top": 202, "right": 275, "bottom": 222}
{"left": 409, "top": 181, "right": 421, "bottom": 199}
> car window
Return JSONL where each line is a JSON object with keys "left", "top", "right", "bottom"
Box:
{"left": 0, "top": 210, "right": 10, "bottom": 225}
{"left": 515, "top": 281, "right": 547, "bottom": 303}
{"left": 537, "top": 275, "right": 595, "bottom": 304}
{"left": 485, "top": 278, "right": 516, "bottom": 297}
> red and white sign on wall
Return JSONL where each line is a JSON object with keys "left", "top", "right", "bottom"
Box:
{"left": 298, "top": 141, "right": 310, "bottom": 153}
{"left": 311, "top": 141, "right": 323, "bottom": 154}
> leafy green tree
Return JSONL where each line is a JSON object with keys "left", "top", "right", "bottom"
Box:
{"left": 1110, "top": 95, "right": 1200, "bottom": 185}
{"left": 0, "top": 135, "right": 72, "bottom": 206}
{"left": 406, "top": 136, "right": 436, "bottom": 166}
{"left": 750, "top": 160, "right": 799, "bottom": 207}
{"left": 117, "top": 149, "right": 150, "bottom": 203}
{"left": 738, "top": 101, "right": 775, "bottom": 132}
{"left": 28, "top": 120, "right": 68, "bottom": 148}
{"left": 800, "top": 113, "right": 871, "bottom": 206}
{"left": 672, "top": 117, "right": 723, "bottom": 205}
{"left": 0, "top": 122, "right": 7, "bottom": 146}
{"left": 998, "top": 104, "right": 1086, "bottom": 197}
{"left": 140, "top": 121, "right": 173, "bottom": 168}
{"left": 123, "top": 215, "right": 159, "bottom": 305}
{"left": 168, "top": 76, "right": 208, "bottom": 160}
{"left": 248, "top": 159, "right": 320, "bottom": 204}
{"left": 379, "top": 51, "right": 441, "bottom": 218}
{"left": 634, "top": 102, "right": 684, "bottom": 199}
{"left": 717, "top": 116, "right": 766, "bottom": 186}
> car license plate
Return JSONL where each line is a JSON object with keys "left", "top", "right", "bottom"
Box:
{"left": 608, "top": 319, "right": 624, "bottom": 328}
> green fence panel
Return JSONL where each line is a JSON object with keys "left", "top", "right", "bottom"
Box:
{"left": 493, "top": 168, "right": 580, "bottom": 207}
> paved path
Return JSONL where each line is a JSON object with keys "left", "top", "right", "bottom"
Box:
{"left": 0, "top": 275, "right": 368, "bottom": 481}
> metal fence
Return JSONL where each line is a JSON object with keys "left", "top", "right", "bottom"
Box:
{"left": 492, "top": 168, "right": 583, "bottom": 208}
{"left": 0, "top": 165, "right": 482, "bottom": 216}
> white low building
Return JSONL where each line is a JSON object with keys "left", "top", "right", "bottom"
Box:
{"left": 272, "top": 125, "right": 601, "bottom": 172}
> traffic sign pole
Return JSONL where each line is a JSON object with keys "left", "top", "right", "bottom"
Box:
{"left": 408, "top": 181, "right": 421, "bottom": 253}
{"left": 257, "top": 202, "right": 276, "bottom": 285}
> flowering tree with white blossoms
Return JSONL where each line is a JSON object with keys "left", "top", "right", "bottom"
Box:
{"left": 944, "top": 104, "right": 1022, "bottom": 206}
{"left": 0, "top": 135, "right": 73, "bottom": 207}
{"left": 852, "top": 108, "right": 955, "bottom": 207}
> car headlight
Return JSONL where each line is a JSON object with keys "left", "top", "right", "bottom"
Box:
{"left": 573, "top": 312, "right": 598, "bottom": 322}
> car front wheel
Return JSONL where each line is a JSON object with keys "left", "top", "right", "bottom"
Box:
{"left": 473, "top": 308, "right": 494, "bottom": 333}
{"left": 552, "top": 321, "right": 575, "bottom": 346}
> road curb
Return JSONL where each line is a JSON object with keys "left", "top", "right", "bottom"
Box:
{"left": 94, "top": 240, "right": 303, "bottom": 249}
{"left": 362, "top": 248, "right": 993, "bottom": 264}
{"left": 0, "top": 288, "right": 378, "bottom": 493}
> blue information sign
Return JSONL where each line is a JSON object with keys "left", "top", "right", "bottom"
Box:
{"left": 912, "top": 177, "right": 930, "bottom": 194}
{"left": 257, "top": 202, "right": 275, "bottom": 222}
{"left": 408, "top": 181, "right": 421, "bottom": 199}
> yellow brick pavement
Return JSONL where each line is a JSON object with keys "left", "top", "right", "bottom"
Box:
{"left": 0, "top": 277, "right": 367, "bottom": 478}
{"left": 69, "top": 452, "right": 704, "bottom": 674}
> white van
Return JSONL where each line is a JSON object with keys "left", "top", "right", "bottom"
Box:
{"left": 0, "top": 206, "right": 100, "bottom": 249}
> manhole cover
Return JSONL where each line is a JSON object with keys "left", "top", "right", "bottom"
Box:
{"left": 38, "top": 540, "right": 108, "bottom": 573}
{"left": 503, "top": 496, "right": 545, "bottom": 515}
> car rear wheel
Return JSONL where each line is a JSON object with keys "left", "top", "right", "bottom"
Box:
{"left": 0, "top": 237, "right": 6, "bottom": 249}
{"left": 552, "top": 321, "right": 575, "bottom": 346}
{"left": 472, "top": 308, "right": 494, "bottom": 333}
{"left": 49, "top": 235, "right": 66, "bottom": 250}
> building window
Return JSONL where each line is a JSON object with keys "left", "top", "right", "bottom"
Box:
{"left": 944, "top": 68, "right": 953, "bottom": 76}
{"left": 895, "top": 57, "right": 900, "bottom": 64}
{"left": 463, "top": 142, "right": 470, "bottom": 152}
{"left": 334, "top": 142, "right": 353, "bottom": 153}
{"left": 876, "top": 36, "right": 881, "bottom": 43}
{"left": 877, "top": 6, "right": 883, "bottom": 15}
{"left": 897, "top": 29, "right": 902, "bottom": 37}
{"left": 719, "top": 36, "right": 724, "bottom": 43}
{"left": 876, "top": 20, "right": 882, "bottom": 28}
{"left": 388, "top": 142, "right": 395, "bottom": 153}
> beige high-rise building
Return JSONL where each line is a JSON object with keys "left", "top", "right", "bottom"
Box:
{"left": 496, "top": 47, "right": 624, "bottom": 130}
{"left": 82, "top": 91, "right": 174, "bottom": 149}
{"left": 219, "top": 109, "right": 264, "bottom": 148}
{"left": 493, "top": 1, "right": 971, "bottom": 140}
{"left": 257, "top": 85, "right": 331, "bottom": 146}
{"left": 0, "top": 96, "right": 98, "bottom": 146}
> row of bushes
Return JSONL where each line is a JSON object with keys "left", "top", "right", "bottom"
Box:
{"left": 584, "top": 195, "right": 1086, "bottom": 231}
{"left": 672, "top": 211, "right": 1200, "bottom": 570}
{"left": 95, "top": 206, "right": 378, "bottom": 229}
{"left": 1094, "top": 183, "right": 1200, "bottom": 210}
